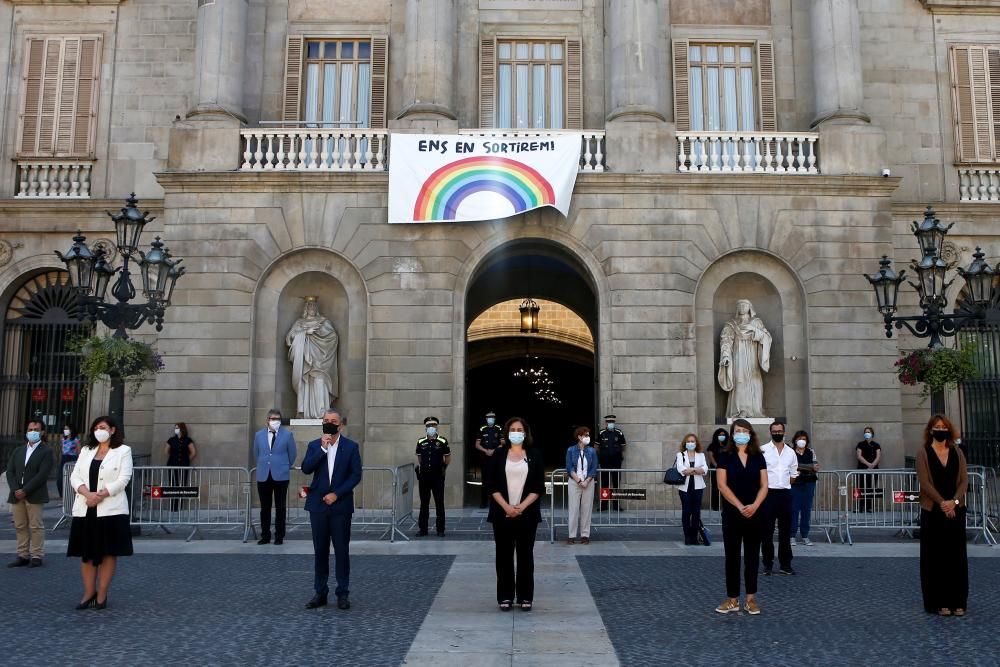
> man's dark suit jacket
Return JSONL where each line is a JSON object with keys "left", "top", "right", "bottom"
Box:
{"left": 6, "top": 443, "right": 53, "bottom": 504}
{"left": 300, "top": 436, "right": 363, "bottom": 515}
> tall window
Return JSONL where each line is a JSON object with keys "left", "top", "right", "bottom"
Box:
{"left": 496, "top": 40, "right": 565, "bottom": 129}
{"left": 17, "top": 35, "right": 101, "bottom": 158}
{"left": 950, "top": 45, "right": 1000, "bottom": 163}
{"left": 303, "top": 39, "right": 372, "bottom": 129}
{"left": 688, "top": 43, "right": 756, "bottom": 132}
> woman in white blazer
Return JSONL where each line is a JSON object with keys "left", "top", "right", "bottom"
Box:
{"left": 676, "top": 434, "right": 708, "bottom": 545}
{"left": 67, "top": 415, "right": 134, "bottom": 610}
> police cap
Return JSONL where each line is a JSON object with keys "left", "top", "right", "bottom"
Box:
{"left": 424, "top": 416, "right": 440, "bottom": 426}
{"left": 604, "top": 414, "right": 617, "bottom": 421}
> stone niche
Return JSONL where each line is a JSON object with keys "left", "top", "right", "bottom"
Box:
{"left": 671, "top": 0, "right": 770, "bottom": 26}
{"left": 695, "top": 251, "right": 809, "bottom": 435}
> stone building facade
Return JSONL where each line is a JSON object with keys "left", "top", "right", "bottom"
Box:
{"left": 1, "top": 0, "right": 998, "bottom": 505}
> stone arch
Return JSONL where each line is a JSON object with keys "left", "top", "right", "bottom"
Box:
{"left": 251, "top": 247, "right": 368, "bottom": 443}
{"left": 695, "top": 250, "right": 810, "bottom": 432}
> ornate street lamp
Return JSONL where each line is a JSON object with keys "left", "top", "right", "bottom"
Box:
{"left": 519, "top": 298, "right": 540, "bottom": 334}
{"left": 56, "top": 193, "right": 184, "bottom": 424}
{"left": 957, "top": 247, "right": 998, "bottom": 309}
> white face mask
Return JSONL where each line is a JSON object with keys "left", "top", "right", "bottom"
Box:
{"left": 426, "top": 426, "right": 437, "bottom": 437}
{"left": 174, "top": 428, "right": 181, "bottom": 436}
{"left": 63, "top": 429, "right": 71, "bottom": 437}
{"left": 508, "top": 431, "right": 525, "bottom": 445}
{"left": 795, "top": 439, "right": 807, "bottom": 448}
{"left": 486, "top": 417, "right": 495, "bottom": 426}
{"left": 606, "top": 423, "right": 615, "bottom": 430}
{"left": 94, "top": 429, "right": 111, "bottom": 443}
{"left": 268, "top": 420, "right": 281, "bottom": 431}
{"left": 581, "top": 436, "right": 591, "bottom": 446}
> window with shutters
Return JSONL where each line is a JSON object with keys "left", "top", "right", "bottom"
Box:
{"left": 950, "top": 45, "right": 1000, "bottom": 164}
{"left": 673, "top": 39, "right": 776, "bottom": 133}
{"left": 282, "top": 35, "right": 388, "bottom": 129}
{"left": 480, "top": 36, "right": 583, "bottom": 130}
{"left": 17, "top": 35, "right": 102, "bottom": 159}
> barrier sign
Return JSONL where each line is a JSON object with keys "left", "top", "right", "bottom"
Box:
{"left": 150, "top": 486, "right": 199, "bottom": 499}
{"left": 600, "top": 488, "right": 646, "bottom": 501}
{"left": 893, "top": 491, "right": 920, "bottom": 503}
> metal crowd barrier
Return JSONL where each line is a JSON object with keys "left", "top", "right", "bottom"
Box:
{"left": 130, "top": 466, "right": 252, "bottom": 541}
{"left": 843, "top": 469, "right": 996, "bottom": 546}
{"left": 52, "top": 461, "right": 76, "bottom": 530}
{"left": 247, "top": 464, "right": 415, "bottom": 543}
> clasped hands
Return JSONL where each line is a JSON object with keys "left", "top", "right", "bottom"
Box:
{"left": 83, "top": 488, "right": 110, "bottom": 507}
{"left": 939, "top": 499, "right": 957, "bottom": 519}
{"left": 739, "top": 502, "right": 759, "bottom": 518}
{"left": 504, "top": 502, "right": 525, "bottom": 518}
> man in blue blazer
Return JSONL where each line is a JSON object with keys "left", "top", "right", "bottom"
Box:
{"left": 301, "top": 408, "right": 362, "bottom": 610}
{"left": 253, "top": 409, "right": 297, "bottom": 545}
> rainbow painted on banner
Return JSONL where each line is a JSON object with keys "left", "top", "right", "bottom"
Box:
{"left": 412, "top": 156, "right": 557, "bottom": 221}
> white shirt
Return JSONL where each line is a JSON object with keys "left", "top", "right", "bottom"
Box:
{"left": 575, "top": 447, "right": 587, "bottom": 481}
{"left": 324, "top": 436, "right": 340, "bottom": 483}
{"left": 506, "top": 457, "right": 529, "bottom": 506}
{"left": 675, "top": 451, "right": 709, "bottom": 491}
{"left": 25, "top": 441, "right": 40, "bottom": 465}
{"left": 761, "top": 441, "right": 799, "bottom": 489}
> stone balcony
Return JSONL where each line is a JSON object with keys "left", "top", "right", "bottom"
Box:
{"left": 676, "top": 131, "right": 820, "bottom": 174}
{"left": 15, "top": 160, "right": 93, "bottom": 198}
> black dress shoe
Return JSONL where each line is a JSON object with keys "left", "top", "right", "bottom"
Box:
{"left": 762, "top": 567, "right": 772, "bottom": 576}
{"left": 28, "top": 558, "right": 43, "bottom": 568}
{"left": 305, "top": 595, "right": 327, "bottom": 609}
{"left": 274, "top": 538, "right": 283, "bottom": 545}
{"left": 337, "top": 596, "right": 351, "bottom": 610}
{"left": 94, "top": 598, "right": 108, "bottom": 610}
{"left": 7, "top": 557, "right": 30, "bottom": 568}
{"left": 257, "top": 537, "right": 271, "bottom": 545}
{"left": 75, "top": 595, "right": 96, "bottom": 610}
{"left": 416, "top": 531, "right": 428, "bottom": 537}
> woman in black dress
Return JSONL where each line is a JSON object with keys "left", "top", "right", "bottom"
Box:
{"left": 915, "top": 413, "right": 969, "bottom": 616}
{"left": 163, "top": 422, "right": 197, "bottom": 511}
{"left": 67, "top": 416, "right": 134, "bottom": 610}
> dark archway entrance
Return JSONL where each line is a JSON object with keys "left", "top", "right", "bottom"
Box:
{"left": 464, "top": 240, "right": 598, "bottom": 505}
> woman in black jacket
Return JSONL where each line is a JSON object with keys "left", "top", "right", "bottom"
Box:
{"left": 485, "top": 416, "right": 545, "bottom": 611}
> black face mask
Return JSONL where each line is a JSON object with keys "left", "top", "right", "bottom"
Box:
{"left": 322, "top": 423, "right": 339, "bottom": 436}
{"left": 931, "top": 429, "right": 950, "bottom": 443}
{"left": 771, "top": 434, "right": 784, "bottom": 443}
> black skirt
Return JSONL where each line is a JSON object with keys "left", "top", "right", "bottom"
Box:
{"left": 67, "top": 511, "right": 133, "bottom": 565}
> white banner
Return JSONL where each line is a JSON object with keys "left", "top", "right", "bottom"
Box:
{"left": 388, "top": 134, "right": 581, "bottom": 224}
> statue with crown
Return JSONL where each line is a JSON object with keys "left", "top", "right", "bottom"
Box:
{"left": 285, "top": 296, "right": 339, "bottom": 419}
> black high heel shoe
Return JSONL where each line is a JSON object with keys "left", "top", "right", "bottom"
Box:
{"left": 94, "top": 597, "right": 108, "bottom": 610}
{"left": 75, "top": 595, "right": 96, "bottom": 610}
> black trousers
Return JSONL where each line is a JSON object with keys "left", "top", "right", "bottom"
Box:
{"left": 418, "top": 473, "right": 446, "bottom": 534}
{"left": 599, "top": 457, "right": 623, "bottom": 509}
{"left": 310, "top": 510, "right": 352, "bottom": 598}
{"left": 169, "top": 467, "right": 190, "bottom": 512}
{"left": 722, "top": 510, "right": 762, "bottom": 598}
{"left": 257, "top": 475, "right": 288, "bottom": 540}
{"left": 920, "top": 508, "right": 968, "bottom": 612}
{"left": 679, "top": 487, "right": 704, "bottom": 543}
{"left": 760, "top": 488, "right": 793, "bottom": 570}
{"left": 493, "top": 516, "right": 537, "bottom": 603}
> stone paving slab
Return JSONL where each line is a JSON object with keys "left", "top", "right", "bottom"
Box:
{"left": 1, "top": 553, "right": 452, "bottom": 667}
{"left": 579, "top": 555, "right": 1000, "bottom": 667}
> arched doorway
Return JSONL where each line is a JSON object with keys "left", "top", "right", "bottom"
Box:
{"left": 0, "top": 270, "right": 90, "bottom": 467}
{"left": 464, "top": 240, "right": 599, "bottom": 505}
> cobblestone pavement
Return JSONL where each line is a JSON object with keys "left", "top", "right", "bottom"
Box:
{"left": 2, "top": 553, "right": 453, "bottom": 667}
{"left": 579, "top": 555, "right": 1000, "bottom": 667}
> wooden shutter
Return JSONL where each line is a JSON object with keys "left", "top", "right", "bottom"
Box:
{"left": 282, "top": 35, "right": 304, "bottom": 124}
{"left": 18, "top": 35, "right": 101, "bottom": 158}
{"left": 479, "top": 36, "right": 496, "bottom": 128}
{"left": 951, "top": 45, "right": 996, "bottom": 163}
{"left": 565, "top": 38, "right": 583, "bottom": 130}
{"left": 369, "top": 36, "right": 388, "bottom": 129}
{"left": 756, "top": 40, "right": 777, "bottom": 132}
{"left": 989, "top": 48, "right": 1000, "bottom": 157}
{"left": 672, "top": 39, "right": 690, "bottom": 132}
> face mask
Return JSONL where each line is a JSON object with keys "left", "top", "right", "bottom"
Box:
{"left": 685, "top": 442, "right": 696, "bottom": 451}
{"left": 426, "top": 426, "right": 437, "bottom": 437}
{"left": 733, "top": 433, "right": 751, "bottom": 447}
{"left": 486, "top": 417, "right": 495, "bottom": 426}
{"left": 932, "top": 429, "right": 950, "bottom": 443}
{"left": 718, "top": 434, "right": 727, "bottom": 442}
{"left": 508, "top": 431, "right": 525, "bottom": 445}
{"left": 581, "top": 436, "right": 591, "bottom": 445}
{"left": 94, "top": 429, "right": 111, "bottom": 443}
{"left": 864, "top": 432, "right": 872, "bottom": 440}
{"left": 63, "top": 429, "right": 71, "bottom": 437}
{"left": 322, "top": 423, "right": 339, "bottom": 436}
{"left": 795, "top": 439, "right": 807, "bottom": 448}
{"left": 771, "top": 433, "right": 784, "bottom": 443}
{"left": 269, "top": 420, "right": 281, "bottom": 431}
{"left": 955, "top": 438, "right": 962, "bottom": 445}
{"left": 26, "top": 431, "right": 42, "bottom": 444}
{"left": 607, "top": 423, "right": 615, "bottom": 430}
{"left": 174, "top": 428, "right": 181, "bottom": 437}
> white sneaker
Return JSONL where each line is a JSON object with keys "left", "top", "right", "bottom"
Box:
{"left": 803, "top": 538, "right": 814, "bottom": 546}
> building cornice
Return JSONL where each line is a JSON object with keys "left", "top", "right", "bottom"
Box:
{"left": 920, "top": 1, "right": 1000, "bottom": 15}
{"left": 6, "top": 1, "right": 125, "bottom": 5}
{"left": 892, "top": 201, "right": 1000, "bottom": 224}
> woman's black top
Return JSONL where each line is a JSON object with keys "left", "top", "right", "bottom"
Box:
{"left": 856, "top": 440, "right": 880, "bottom": 469}
{"left": 927, "top": 445, "right": 958, "bottom": 504}
{"left": 706, "top": 440, "right": 722, "bottom": 468}
{"left": 793, "top": 447, "right": 817, "bottom": 484}
{"left": 484, "top": 448, "right": 545, "bottom": 524}
{"left": 167, "top": 436, "right": 192, "bottom": 466}
{"left": 717, "top": 450, "right": 766, "bottom": 514}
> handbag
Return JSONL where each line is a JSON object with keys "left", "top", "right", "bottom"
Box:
{"left": 697, "top": 519, "right": 712, "bottom": 546}
{"left": 663, "top": 455, "right": 684, "bottom": 485}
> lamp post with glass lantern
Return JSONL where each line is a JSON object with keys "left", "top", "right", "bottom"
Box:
{"left": 863, "top": 206, "right": 999, "bottom": 414}
{"left": 56, "top": 193, "right": 185, "bottom": 424}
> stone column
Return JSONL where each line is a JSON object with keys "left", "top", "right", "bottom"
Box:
{"left": 396, "top": 0, "right": 457, "bottom": 124}
{"left": 604, "top": 0, "right": 674, "bottom": 172}
{"left": 189, "top": 0, "right": 248, "bottom": 121}
{"left": 809, "top": 0, "right": 884, "bottom": 174}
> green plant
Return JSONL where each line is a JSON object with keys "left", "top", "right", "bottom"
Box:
{"left": 68, "top": 335, "right": 165, "bottom": 396}
{"left": 894, "top": 344, "right": 980, "bottom": 397}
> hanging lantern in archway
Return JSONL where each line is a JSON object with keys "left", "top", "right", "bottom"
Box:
{"left": 519, "top": 298, "right": 540, "bottom": 333}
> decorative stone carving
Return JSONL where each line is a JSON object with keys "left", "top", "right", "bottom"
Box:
{"left": 0, "top": 240, "right": 23, "bottom": 268}
{"left": 285, "top": 296, "right": 339, "bottom": 419}
{"left": 717, "top": 299, "right": 772, "bottom": 419}
{"left": 939, "top": 241, "right": 959, "bottom": 269}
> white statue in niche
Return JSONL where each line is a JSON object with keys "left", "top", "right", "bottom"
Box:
{"left": 286, "top": 296, "right": 339, "bottom": 419}
{"left": 717, "top": 299, "right": 772, "bottom": 419}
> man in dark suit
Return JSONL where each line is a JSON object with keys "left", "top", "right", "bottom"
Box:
{"left": 301, "top": 408, "right": 362, "bottom": 610}
{"left": 252, "top": 409, "right": 297, "bottom": 545}
{"left": 6, "top": 419, "right": 53, "bottom": 568}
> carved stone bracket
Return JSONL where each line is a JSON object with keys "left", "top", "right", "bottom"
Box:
{"left": 0, "top": 240, "right": 24, "bottom": 268}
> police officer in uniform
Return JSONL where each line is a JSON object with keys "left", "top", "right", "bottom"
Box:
{"left": 597, "top": 414, "right": 627, "bottom": 511}
{"left": 416, "top": 416, "right": 450, "bottom": 536}
{"left": 474, "top": 411, "right": 504, "bottom": 508}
